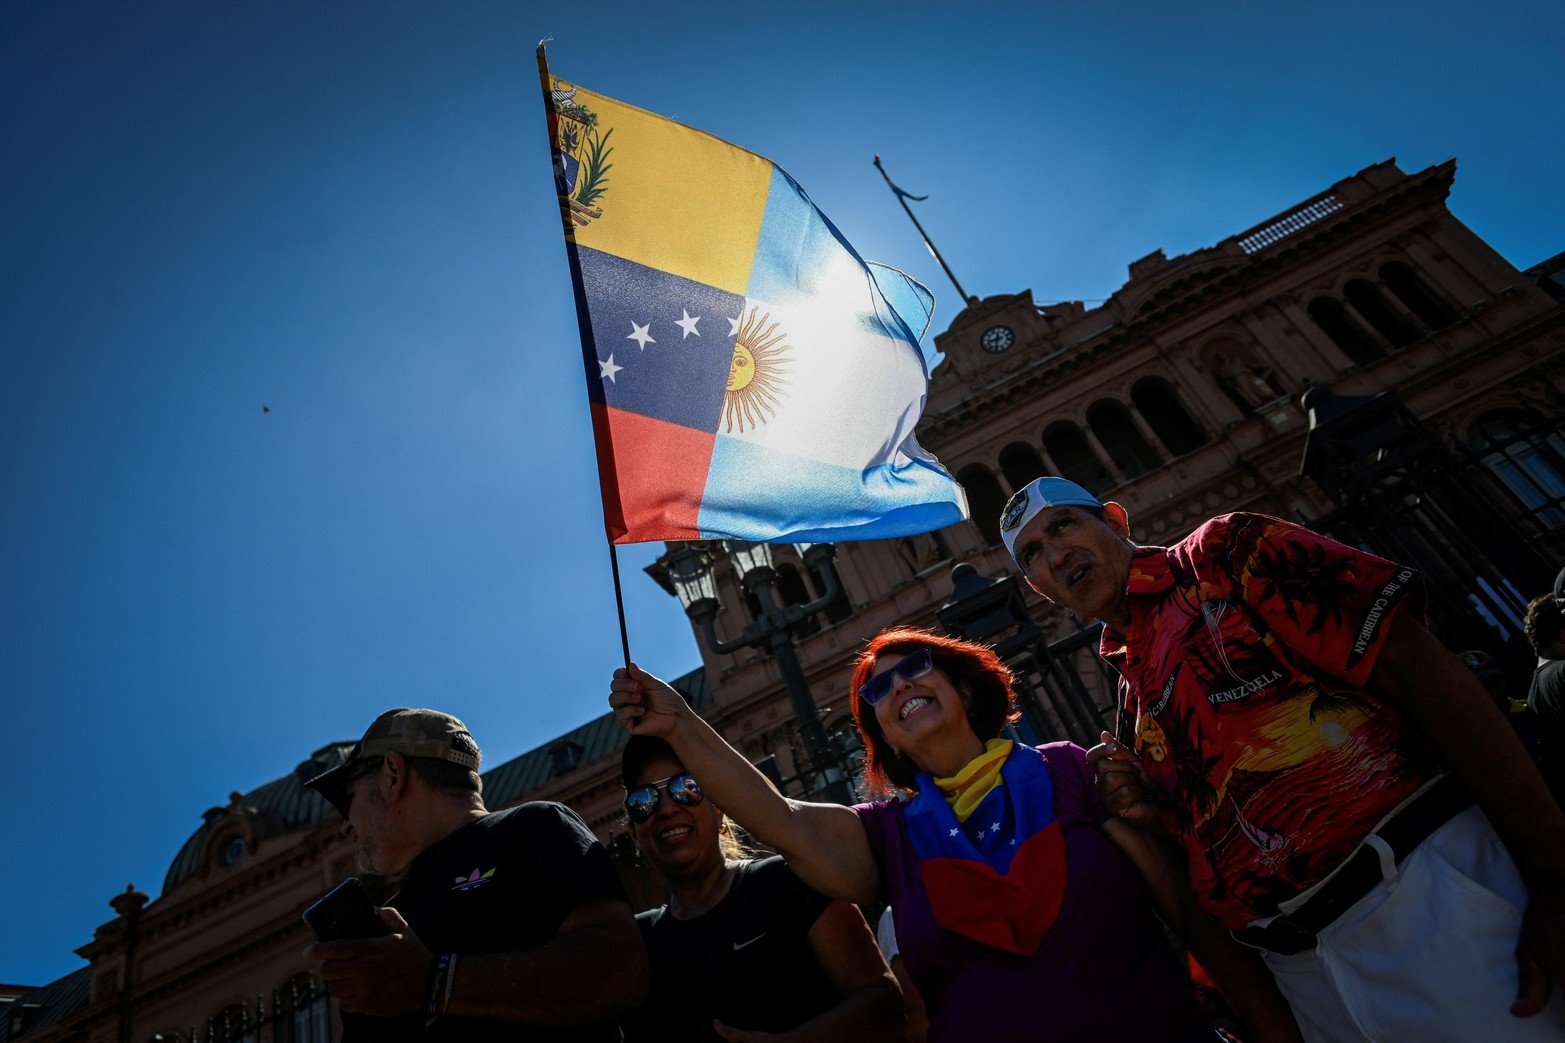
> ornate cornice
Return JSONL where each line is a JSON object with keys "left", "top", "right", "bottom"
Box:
{"left": 922, "top": 161, "right": 1459, "bottom": 443}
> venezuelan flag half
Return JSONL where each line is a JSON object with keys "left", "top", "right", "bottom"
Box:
{"left": 538, "top": 55, "right": 968, "bottom": 544}
{"left": 904, "top": 743, "right": 1067, "bottom": 955}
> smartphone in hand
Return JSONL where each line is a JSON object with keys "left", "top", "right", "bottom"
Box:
{"left": 303, "top": 878, "right": 390, "bottom": 942}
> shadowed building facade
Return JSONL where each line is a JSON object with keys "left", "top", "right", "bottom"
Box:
{"left": 8, "top": 158, "right": 1563, "bottom": 1042}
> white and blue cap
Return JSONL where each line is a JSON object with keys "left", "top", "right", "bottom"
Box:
{"left": 999, "top": 477, "right": 1104, "bottom": 564}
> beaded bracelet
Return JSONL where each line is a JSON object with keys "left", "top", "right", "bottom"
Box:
{"left": 424, "top": 952, "right": 457, "bottom": 1026}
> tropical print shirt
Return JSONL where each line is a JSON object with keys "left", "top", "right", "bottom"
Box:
{"left": 1100, "top": 512, "right": 1441, "bottom": 928}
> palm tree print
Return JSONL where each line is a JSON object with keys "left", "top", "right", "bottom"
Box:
{"left": 1242, "top": 528, "right": 1364, "bottom": 637}
{"left": 1160, "top": 698, "right": 1223, "bottom": 829}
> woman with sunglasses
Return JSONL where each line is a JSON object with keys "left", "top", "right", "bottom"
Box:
{"left": 611, "top": 629, "right": 1301, "bottom": 1043}
{"left": 616, "top": 734, "right": 906, "bottom": 1042}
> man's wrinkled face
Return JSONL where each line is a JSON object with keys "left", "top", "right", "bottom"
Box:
{"left": 1013, "top": 504, "right": 1134, "bottom": 624}
{"left": 341, "top": 762, "right": 389, "bottom": 874}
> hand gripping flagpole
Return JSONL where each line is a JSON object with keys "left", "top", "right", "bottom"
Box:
{"left": 872, "top": 154, "right": 975, "bottom": 306}
{"left": 537, "top": 40, "right": 633, "bottom": 671}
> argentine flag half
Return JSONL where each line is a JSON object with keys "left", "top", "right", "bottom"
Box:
{"left": 542, "top": 63, "right": 968, "bottom": 544}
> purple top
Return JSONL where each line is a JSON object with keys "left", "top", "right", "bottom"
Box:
{"left": 854, "top": 742, "right": 1206, "bottom": 1042}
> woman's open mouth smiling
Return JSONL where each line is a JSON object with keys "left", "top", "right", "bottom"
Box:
{"left": 897, "top": 695, "right": 935, "bottom": 722}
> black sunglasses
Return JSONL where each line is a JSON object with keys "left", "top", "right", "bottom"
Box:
{"left": 859, "top": 647, "right": 936, "bottom": 706}
{"left": 624, "top": 773, "right": 704, "bottom": 824}
{"left": 335, "top": 759, "right": 383, "bottom": 817}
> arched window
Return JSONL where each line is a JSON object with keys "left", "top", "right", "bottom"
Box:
{"left": 1087, "top": 401, "right": 1161, "bottom": 480}
{"left": 1469, "top": 410, "right": 1565, "bottom": 530}
{"left": 957, "top": 464, "right": 1008, "bottom": 546}
{"left": 999, "top": 442, "right": 1047, "bottom": 491}
{"left": 775, "top": 563, "right": 810, "bottom": 607}
{"left": 774, "top": 563, "right": 820, "bottom": 636}
{"left": 1344, "top": 279, "right": 1419, "bottom": 348}
{"left": 1203, "top": 339, "right": 1287, "bottom": 418}
{"left": 893, "top": 532, "right": 951, "bottom": 581}
{"left": 276, "top": 975, "right": 329, "bottom": 1043}
{"left": 1381, "top": 261, "right": 1458, "bottom": 330}
{"left": 802, "top": 557, "right": 853, "bottom": 623}
{"left": 204, "top": 1004, "right": 258, "bottom": 1043}
{"left": 1131, "top": 378, "right": 1208, "bottom": 454}
{"left": 1043, "top": 423, "right": 1113, "bottom": 494}
{"left": 741, "top": 589, "right": 767, "bottom": 646}
{"left": 1308, "top": 297, "right": 1385, "bottom": 367}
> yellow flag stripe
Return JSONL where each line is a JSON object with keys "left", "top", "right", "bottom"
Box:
{"left": 553, "top": 81, "right": 772, "bottom": 296}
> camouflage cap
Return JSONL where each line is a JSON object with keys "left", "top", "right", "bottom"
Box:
{"left": 305, "top": 708, "right": 480, "bottom": 815}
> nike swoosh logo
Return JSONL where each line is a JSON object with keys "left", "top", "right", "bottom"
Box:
{"left": 732, "top": 934, "right": 766, "bottom": 951}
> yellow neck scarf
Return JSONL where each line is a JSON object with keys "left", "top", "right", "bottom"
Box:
{"left": 931, "top": 738, "right": 1014, "bottom": 823}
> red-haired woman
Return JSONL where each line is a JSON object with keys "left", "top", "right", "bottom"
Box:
{"left": 611, "top": 628, "right": 1301, "bottom": 1042}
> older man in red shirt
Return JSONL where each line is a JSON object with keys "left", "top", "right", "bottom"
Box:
{"left": 1001, "top": 476, "right": 1565, "bottom": 1041}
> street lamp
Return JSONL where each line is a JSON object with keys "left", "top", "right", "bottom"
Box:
{"left": 659, "top": 540, "right": 854, "bottom": 804}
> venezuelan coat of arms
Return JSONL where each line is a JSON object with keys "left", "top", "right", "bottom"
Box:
{"left": 548, "top": 81, "right": 612, "bottom": 228}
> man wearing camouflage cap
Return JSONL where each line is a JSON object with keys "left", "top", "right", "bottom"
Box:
{"left": 305, "top": 707, "right": 648, "bottom": 1041}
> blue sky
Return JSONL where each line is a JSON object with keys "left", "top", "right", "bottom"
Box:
{"left": 2, "top": 0, "right": 1561, "bottom": 984}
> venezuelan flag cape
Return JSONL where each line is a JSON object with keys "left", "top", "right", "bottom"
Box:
{"left": 538, "top": 54, "right": 968, "bottom": 544}
{"left": 905, "top": 743, "right": 1067, "bottom": 955}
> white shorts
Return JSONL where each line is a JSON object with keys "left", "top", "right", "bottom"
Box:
{"left": 1257, "top": 806, "right": 1565, "bottom": 1042}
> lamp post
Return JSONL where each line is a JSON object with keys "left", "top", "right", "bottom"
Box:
{"left": 662, "top": 540, "right": 854, "bottom": 804}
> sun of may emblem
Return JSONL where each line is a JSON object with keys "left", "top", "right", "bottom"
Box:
{"left": 724, "top": 306, "right": 791, "bottom": 433}
{"left": 548, "top": 80, "right": 613, "bottom": 228}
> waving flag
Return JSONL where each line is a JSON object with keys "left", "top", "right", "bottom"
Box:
{"left": 539, "top": 58, "right": 968, "bottom": 544}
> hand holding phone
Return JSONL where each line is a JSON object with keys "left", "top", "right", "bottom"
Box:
{"left": 303, "top": 878, "right": 391, "bottom": 942}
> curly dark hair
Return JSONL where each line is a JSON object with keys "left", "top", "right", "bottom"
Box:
{"left": 1525, "top": 594, "right": 1564, "bottom": 655}
{"left": 849, "top": 627, "right": 1019, "bottom": 797}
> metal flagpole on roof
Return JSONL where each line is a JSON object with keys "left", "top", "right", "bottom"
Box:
{"left": 873, "top": 154, "right": 976, "bottom": 306}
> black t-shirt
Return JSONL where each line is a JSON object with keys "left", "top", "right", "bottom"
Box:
{"left": 621, "top": 856, "right": 837, "bottom": 1042}
{"left": 1531, "top": 659, "right": 1565, "bottom": 740}
{"left": 341, "top": 802, "right": 629, "bottom": 1043}
{"left": 1529, "top": 659, "right": 1565, "bottom": 799}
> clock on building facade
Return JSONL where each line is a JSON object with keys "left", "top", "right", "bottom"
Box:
{"left": 981, "top": 324, "right": 1016, "bottom": 353}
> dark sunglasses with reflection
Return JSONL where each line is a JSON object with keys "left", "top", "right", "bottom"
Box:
{"left": 858, "top": 647, "right": 935, "bottom": 707}
{"left": 623, "top": 772, "right": 705, "bottom": 824}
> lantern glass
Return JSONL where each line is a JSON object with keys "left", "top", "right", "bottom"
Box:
{"left": 724, "top": 540, "right": 774, "bottom": 579}
{"left": 665, "top": 545, "right": 717, "bottom": 608}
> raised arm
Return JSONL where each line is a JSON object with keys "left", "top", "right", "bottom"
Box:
{"left": 610, "top": 664, "right": 881, "bottom": 904}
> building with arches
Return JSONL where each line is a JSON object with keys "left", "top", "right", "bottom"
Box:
{"left": 8, "top": 157, "right": 1562, "bottom": 1042}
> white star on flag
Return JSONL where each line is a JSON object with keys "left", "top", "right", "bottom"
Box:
{"left": 675, "top": 309, "right": 701, "bottom": 339}
{"left": 627, "top": 321, "right": 655, "bottom": 350}
{"left": 948, "top": 828, "right": 959, "bottom": 838}
{"left": 977, "top": 830, "right": 986, "bottom": 840}
{"left": 991, "top": 822, "right": 1001, "bottom": 833}
{"left": 1009, "top": 838, "right": 1017, "bottom": 846}
{"left": 725, "top": 314, "right": 741, "bottom": 336}
{"left": 599, "top": 355, "right": 623, "bottom": 383}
